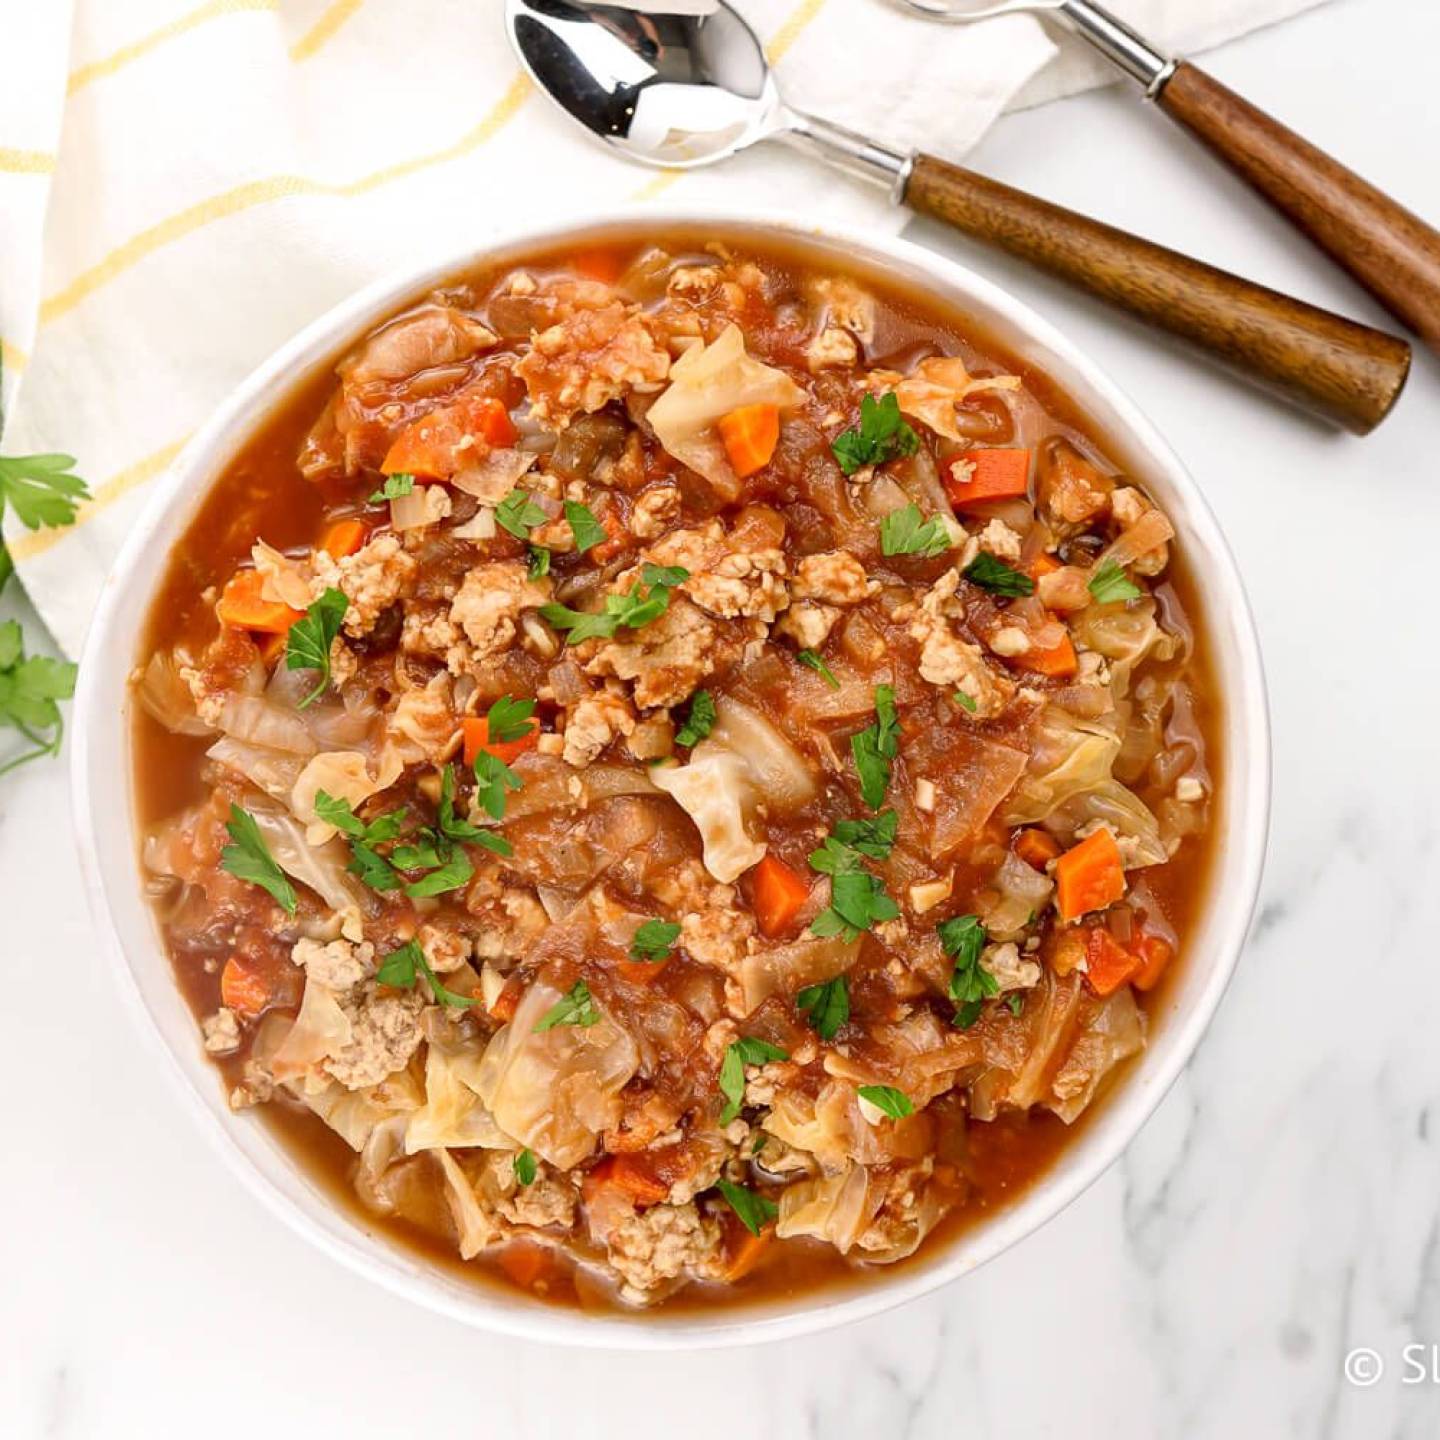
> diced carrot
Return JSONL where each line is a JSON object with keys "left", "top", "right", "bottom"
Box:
{"left": 380, "top": 393, "right": 517, "bottom": 478}
{"left": 319, "top": 517, "right": 366, "bottom": 559}
{"left": 751, "top": 854, "right": 811, "bottom": 939}
{"left": 462, "top": 713, "right": 539, "bottom": 768}
{"left": 220, "top": 954, "right": 274, "bottom": 1018}
{"left": 581, "top": 1154, "right": 669, "bottom": 1209}
{"left": 945, "top": 448, "right": 1031, "bottom": 511}
{"left": 1014, "top": 827, "right": 1061, "bottom": 870}
{"left": 1132, "top": 933, "right": 1174, "bottom": 992}
{"left": 498, "top": 1241, "right": 566, "bottom": 1291}
{"left": 489, "top": 976, "right": 524, "bottom": 1024}
{"left": 717, "top": 403, "right": 780, "bottom": 479}
{"left": 1055, "top": 827, "right": 1126, "bottom": 922}
{"left": 1027, "top": 553, "right": 1061, "bottom": 579}
{"left": 1083, "top": 925, "right": 1144, "bottom": 997}
{"left": 571, "top": 247, "right": 626, "bottom": 285}
{"left": 1011, "top": 630, "right": 1079, "bottom": 679}
{"left": 216, "top": 570, "right": 304, "bottom": 635}
{"left": 720, "top": 1224, "right": 774, "bottom": 1283}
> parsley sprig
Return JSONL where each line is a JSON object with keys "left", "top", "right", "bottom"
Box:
{"left": 716, "top": 1179, "right": 778, "bottom": 1237}
{"left": 0, "top": 620, "right": 77, "bottom": 776}
{"left": 939, "top": 913, "right": 997, "bottom": 1029}
{"left": 808, "top": 818, "right": 900, "bottom": 941}
{"left": 831, "top": 393, "right": 919, "bottom": 476}
{"left": 851, "top": 684, "right": 900, "bottom": 810}
{"left": 496, "top": 488, "right": 549, "bottom": 539}
{"left": 564, "top": 500, "right": 608, "bottom": 553}
{"left": 797, "top": 975, "right": 849, "bottom": 1040}
{"left": 368, "top": 472, "right": 415, "bottom": 504}
{"left": 963, "top": 552, "right": 1035, "bottom": 599}
{"left": 285, "top": 587, "right": 349, "bottom": 708}
{"left": 1088, "top": 557, "right": 1142, "bottom": 604}
{"left": 718, "top": 1037, "right": 790, "bottom": 1124}
{"left": 534, "top": 980, "right": 599, "bottom": 1032}
{"left": 376, "top": 938, "right": 478, "bottom": 1009}
{"left": 0, "top": 452, "right": 90, "bottom": 531}
{"left": 219, "top": 803, "right": 297, "bottom": 914}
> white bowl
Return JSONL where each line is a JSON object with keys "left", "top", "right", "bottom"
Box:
{"left": 71, "top": 209, "right": 1270, "bottom": 1350}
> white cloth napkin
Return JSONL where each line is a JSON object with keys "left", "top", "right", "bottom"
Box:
{"left": 0, "top": 0, "right": 1326, "bottom": 657}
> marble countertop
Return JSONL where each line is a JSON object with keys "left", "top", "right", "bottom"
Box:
{"left": 5, "top": 1, "right": 1439, "bottom": 1434}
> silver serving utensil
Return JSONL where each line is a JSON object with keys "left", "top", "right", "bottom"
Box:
{"left": 892, "top": 0, "right": 1440, "bottom": 354}
{"left": 502, "top": 0, "right": 1410, "bottom": 434}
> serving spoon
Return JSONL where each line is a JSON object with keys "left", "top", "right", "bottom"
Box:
{"left": 893, "top": 0, "right": 1440, "bottom": 355}
{"left": 505, "top": 0, "right": 1409, "bottom": 434}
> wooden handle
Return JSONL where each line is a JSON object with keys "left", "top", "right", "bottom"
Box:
{"left": 903, "top": 153, "right": 1410, "bottom": 435}
{"left": 1157, "top": 62, "right": 1440, "bottom": 353}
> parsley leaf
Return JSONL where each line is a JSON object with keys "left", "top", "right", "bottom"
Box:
{"left": 833, "top": 811, "right": 899, "bottom": 860}
{"left": 630, "top": 919, "right": 681, "bottom": 963}
{"left": 314, "top": 790, "right": 408, "bottom": 845}
{"left": 436, "top": 764, "right": 512, "bottom": 856}
{"left": 641, "top": 562, "right": 689, "bottom": 588}
{"left": 534, "top": 980, "right": 599, "bottom": 1032}
{"left": 496, "top": 488, "right": 548, "bottom": 539}
{"left": 831, "top": 393, "right": 919, "bottom": 476}
{"left": 541, "top": 573, "right": 680, "bottom": 647}
{"left": 716, "top": 1179, "right": 778, "bottom": 1237}
{"left": 514, "top": 1149, "right": 537, "bottom": 1186}
{"left": 0, "top": 620, "right": 77, "bottom": 775}
{"left": 564, "top": 500, "right": 608, "bottom": 553}
{"left": 1088, "top": 557, "right": 1143, "bottom": 605}
{"left": 939, "top": 913, "right": 997, "bottom": 1029}
{"left": 718, "top": 1037, "right": 790, "bottom": 1124}
{"left": 473, "top": 748, "right": 523, "bottom": 821}
{"left": 1005, "top": 991, "right": 1025, "bottom": 1017}
{"left": 796, "top": 975, "right": 849, "bottom": 1040}
{"left": 368, "top": 472, "right": 415, "bottom": 504}
{"left": 963, "top": 552, "right": 1035, "bottom": 598}
{"left": 285, "top": 587, "right": 349, "bottom": 709}
{"left": 953, "top": 690, "right": 978, "bottom": 714}
{"left": 348, "top": 840, "right": 404, "bottom": 892}
{"left": 858, "top": 1084, "right": 914, "bottom": 1119}
{"left": 851, "top": 684, "right": 900, "bottom": 810}
{"left": 0, "top": 452, "right": 90, "bottom": 531}
{"left": 880, "top": 502, "right": 950, "bottom": 558}
{"left": 796, "top": 649, "right": 840, "bottom": 689}
{"left": 674, "top": 689, "right": 716, "bottom": 748}
{"left": 538, "top": 601, "right": 618, "bottom": 645}
{"left": 527, "top": 544, "right": 551, "bottom": 580}
{"left": 485, "top": 695, "right": 537, "bottom": 747}
{"left": 375, "top": 939, "right": 478, "bottom": 1008}
{"left": 219, "top": 803, "right": 297, "bottom": 914}
{"left": 403, "top": 848, "right": 474, "bottom": 898}
{"left": 816, "top": 870, "right": 899, "bottom": 940}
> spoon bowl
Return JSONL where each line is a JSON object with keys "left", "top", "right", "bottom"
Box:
{"left": 505, "top": 0, "right": 784, "bottom": 168}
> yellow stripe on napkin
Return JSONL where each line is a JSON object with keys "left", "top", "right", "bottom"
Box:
{"left": 0, "top": 148, "right": 56, "bottom": 175}
{"left": 291, "top": 0, "right": 364, "bottom": 61}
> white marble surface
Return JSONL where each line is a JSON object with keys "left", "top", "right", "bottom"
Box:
{"left": 5, "top": 0, "right": 1440, "bottom": 1433}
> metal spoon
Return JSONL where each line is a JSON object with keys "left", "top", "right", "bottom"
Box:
{"left": 893, "top": 0, "right": 1440, "bottom": 354}
{"left": 504, "top": 0, "right": 1408, "bottom": 433}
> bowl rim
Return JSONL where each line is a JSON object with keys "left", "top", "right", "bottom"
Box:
{"left": 71, "top": 205, "right": 1271, "bottom": 1350}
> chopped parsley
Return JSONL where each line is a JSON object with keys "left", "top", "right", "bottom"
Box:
{"left": 484, "top": 694, "right": 537, "bottom": 747}
{"left": 674, "top": 689, "right": 716, "bottom": 747}
{"left": 716, "top": 1179, "right": 778, "bottom": 1237}
{"left": 1088, "top": 557, "right": 1143, "bottom": 604}
{"left": 473, "top": 748, "right": 523, "bottom": 821}
{"left": 540, "top": 569, "right": 687, "bottom": 646}
{"left": 403, "top": 848, "right": 474, "bottom": 898}
{"left": 831, "top": 811, "right": 899, "bottom": 860}
{"left": 939, "top": 913, "right": 997, "bottom": 1029}
{"left": 809, "top": 810, "right": 900, "bottom": 939}
{"left": 534, "top": 980, "right": 599, "bottom": 1032}
{"left": 796, "top": 649, "right": 839, "bottom": 688}
{"left": 630, "top": 919, "right": 681, "bottom": 963}
{"left": 858, "top": 1084, "right": 914, "bottom": 1119}
{"left": 436, "top": 764, "right": 512, "bottom": 855}
{"left": 375, "top": 939, "right": 477, "bottom": 1008}
{"left": 953, "top": 690, "right": 978, "bottom": 714}
{"left": 796, "top": 974, "right": 849, "bottom": 1040}
{"left": 851, "top": 684, "right": 900, "bottom": 810}
{"left": 564, "top": 500, "right": 608, "bottom": 553}
{"left": 285, "top": 587, "right": 349, "bottom": 709}
{"left": 831, "top": 392, "right": 919, "bottom": 476}
{"left": 963, "top": 552, "right": 1035, "bottom": 598}
{"left": 514, "top": 1149, "right": 538, "bottom": 1186}
{"left": 496, "top": 488, "right": 548, "bottom": 539}
{"left": 0, "top": 451, "right": 90, "bottom": 530}
{"left": 718, "top": 1037, "right": 790, "bottom": 1124}
{"left": 219, "top": 803, "right": 297, "bottom": 914}
{"left": 880, "top": 502, "right": 950, "bottom": 558}
{"left": 1005, "top": 991, "right": 1025, "bottom": 1017}
{"left": 368, "top": 472, "right": 414, "bottom": 504}
{"left": 527, "top": 544, "right": 551, "bottom": 580}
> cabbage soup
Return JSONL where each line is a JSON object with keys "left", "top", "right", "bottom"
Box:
{"left": 134, "top": 230, "right": 1217, "bottom": 1310}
